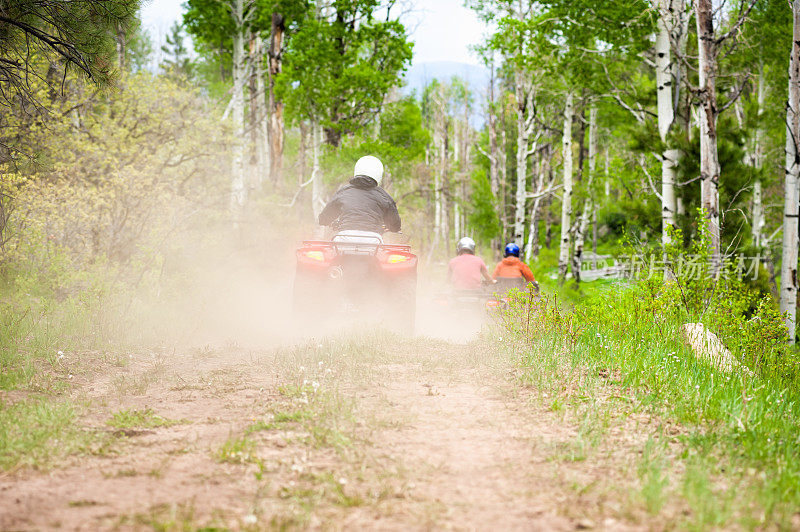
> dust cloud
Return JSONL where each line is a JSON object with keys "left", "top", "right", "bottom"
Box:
{"left": 113, "top": 222, "right": 488, "bottom": 350}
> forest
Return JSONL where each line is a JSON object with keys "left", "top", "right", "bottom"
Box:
{"left": 3, "top": 0, "right": 800, "bottom": 529}
{"left": 5, "top": 0, "right": 800, "bottom": 333}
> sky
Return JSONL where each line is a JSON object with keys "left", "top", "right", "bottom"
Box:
{"left": 139, "top": 0, "right": 489, "bottom": 67}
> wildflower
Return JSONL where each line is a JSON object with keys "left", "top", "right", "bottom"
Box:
{"left": 299, "top": 365, "right": 306, "bottom": 372}
{"left": 695, "top": 385, "right": 700, "bottom": 390}
{"left": 243, "top": 515, "right": 257, "bottom": 525}
{"left": 311, "top": 381, "right": 320, "bottom": 392}
{"left": 325, "top": 368, "right": 332, "bottom": 375}
{"left": 68, "top": 374, "right": 73, "bottom": 379}
{"left": 57, "top": 350, "right": 64, "bottom": 356}
{"left": 338, "top": 477, "right": 347, "bottom": 485}
{"left": 318, "top": 361, "right": 324, "bottom": 368}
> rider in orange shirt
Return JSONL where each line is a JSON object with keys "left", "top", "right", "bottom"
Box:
{"left": 493, "top": 243, "right": 538, "bottom": 291}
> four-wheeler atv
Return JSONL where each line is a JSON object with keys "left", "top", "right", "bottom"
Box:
{"left": 292, "top": 233, "right": 418, "bottom": 334}
{"left": 432, "top": 277, "right": 533, "bottom": 327}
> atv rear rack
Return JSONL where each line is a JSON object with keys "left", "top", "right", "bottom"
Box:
{"left": 301, "top": 240, "right": 412, "bottom": 257}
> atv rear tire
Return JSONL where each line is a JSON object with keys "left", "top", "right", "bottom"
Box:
{"left": 391, "top": 274, "right": 417, "bottom": 335}
{"left": 292, "top": 270, "right": 326, "bottom": 330}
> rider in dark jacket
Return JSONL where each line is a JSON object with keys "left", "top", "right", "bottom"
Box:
{"left": 318, "top": 156, "right": 401, "bottom": 234}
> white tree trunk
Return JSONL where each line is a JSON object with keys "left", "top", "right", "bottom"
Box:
{"left": 525, "top": 197, "right": 542, "bottom": 263}
{"left": 781, "top": 0, "right": 800, "bottom": 343}
{"left": 696, "top": 0, "right": 722, "bottom": 270}
{"left": 753, "top": 179, "right": 764, "bottom": 247}
{"left": 454, "top": 202, "right": 462, "bottom": 240}
{"left": 558, "top": 92, "right": 574, "bottom": 281}
{"left": 572, "top": 105, "right": 598, "bottom": 283}
{"left": 513, "top": 70, "right": 533, "bottom": 246}
{"left": 254, "top": 36, "right": 269, "bottom": 189}
{"left": 488, "top": 62, "right": 500, "bottom": 198}
{"left": 267, "top": 12, "right": 286, "bottom": 188}
{"left": 434, "top": 162, "right": 442, "bottom": 240}
{"left": 439, "top": 124, "right": 448, "bottom": 244}
{"left": 311, "top": 121, "right": 325, "bottom": 218}
{"left": 525, "top": 151, "right": 550, "bottom": 262}
{"left": 753, "top": 67, "right": 767, "bottom": 252}
{"left": 230, "top": 0, "right": 247, "bottom": 226}
{"left": 656, "top": 0, "right": 680, "bottom": 248}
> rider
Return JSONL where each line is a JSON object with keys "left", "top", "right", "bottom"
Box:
{"left": 318, "top": 155, "right": 401, "bottom": 236}
{"left": 493, "top": 243, "right": 537, "bottom": 290}
{"left": 448, "top": 237, "right": 495, "bottom": 291}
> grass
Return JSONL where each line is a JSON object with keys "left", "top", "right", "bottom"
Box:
{"left": 219, "top": 361, "right": 359, "bottom": 467}
{"left": 280, "top": 470, "right": 365, "bottom": 510}
{"left": 215, "top": 434, "right": 258, "bottom": 464}
{"left": 503, "top": 280, "right": 800, "bottom": 529}
{"left": 0, "top": 288, "right": 142, "bottom": 471}
{"left": 0, "top": 397, "right": 111, "bottom": 471}
{"left": 118, "top": 501, "right": 231, "bottom": 532}
{"left": 111, "top": 361, "right": 166, "bottom": 397}
{"left": 106, "top": 407, "right": 185, "bottom": 429}
{"left": 637, "top": 438, "right": 669, "bottom": 515}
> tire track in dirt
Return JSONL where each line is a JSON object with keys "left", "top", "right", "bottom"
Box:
{"left": 364, "top": 372, "right": 574, "bottom": 529}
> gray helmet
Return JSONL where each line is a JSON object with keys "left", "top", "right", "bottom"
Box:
{"left": 456, "top": 237, "right": 476, "bottom": 254}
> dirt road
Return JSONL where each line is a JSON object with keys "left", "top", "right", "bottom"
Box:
{"left": 0, "top": 331, "right": 649, "bottom": 530}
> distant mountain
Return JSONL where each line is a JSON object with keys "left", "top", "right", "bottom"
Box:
{"left": 402, "top": 61, "right": 490, "bottom": 97}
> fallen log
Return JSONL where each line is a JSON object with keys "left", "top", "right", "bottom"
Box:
{"left": 679, "top": 323, "right": 754, "bottom": 375}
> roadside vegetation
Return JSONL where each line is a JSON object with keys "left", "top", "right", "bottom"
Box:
{"left": 498, "top": 224, "right": 800, "bottom": 528}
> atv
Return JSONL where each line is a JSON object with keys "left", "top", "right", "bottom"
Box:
{"left": 292, "top": 232, "right": 417, "bottom": 334}
{"left": 431, "top": 277, "right": 531, "bottom": 325}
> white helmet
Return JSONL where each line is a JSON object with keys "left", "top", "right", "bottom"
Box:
{"left": 354, "top": 155, "right": 384, "bottom": 185}
{"left": 457, "top": 236, "right": 476, "bottom": 254}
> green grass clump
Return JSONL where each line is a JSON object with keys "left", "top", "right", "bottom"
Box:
{"left": 215, "top": 435, "right": 258, "bottom": 464}
{"left": 106, "top": 408, "right": 183, "bottom": 429}
{"left": 0, "top": 397, "right": 107, "bottom": 470}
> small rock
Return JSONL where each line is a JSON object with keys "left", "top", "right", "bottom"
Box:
{"left": 576, "top": 519, "right": 595, "bottom": 529}
{"left": 274, "top": 437, "right": 287, "bottom": 448}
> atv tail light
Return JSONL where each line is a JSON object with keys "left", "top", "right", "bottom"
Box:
{"left": 297, "top": 245, "right": 334, "bottom": 267}
{"left": 377, "top": 249, "right": 417, "bottom": 271}
{"left": 386, "top": 253, "right": 411, "bottom": 264}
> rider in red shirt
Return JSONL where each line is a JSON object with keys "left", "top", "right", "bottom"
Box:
{"left": 448, "top": 237, "right": 495, "bottom": 290}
